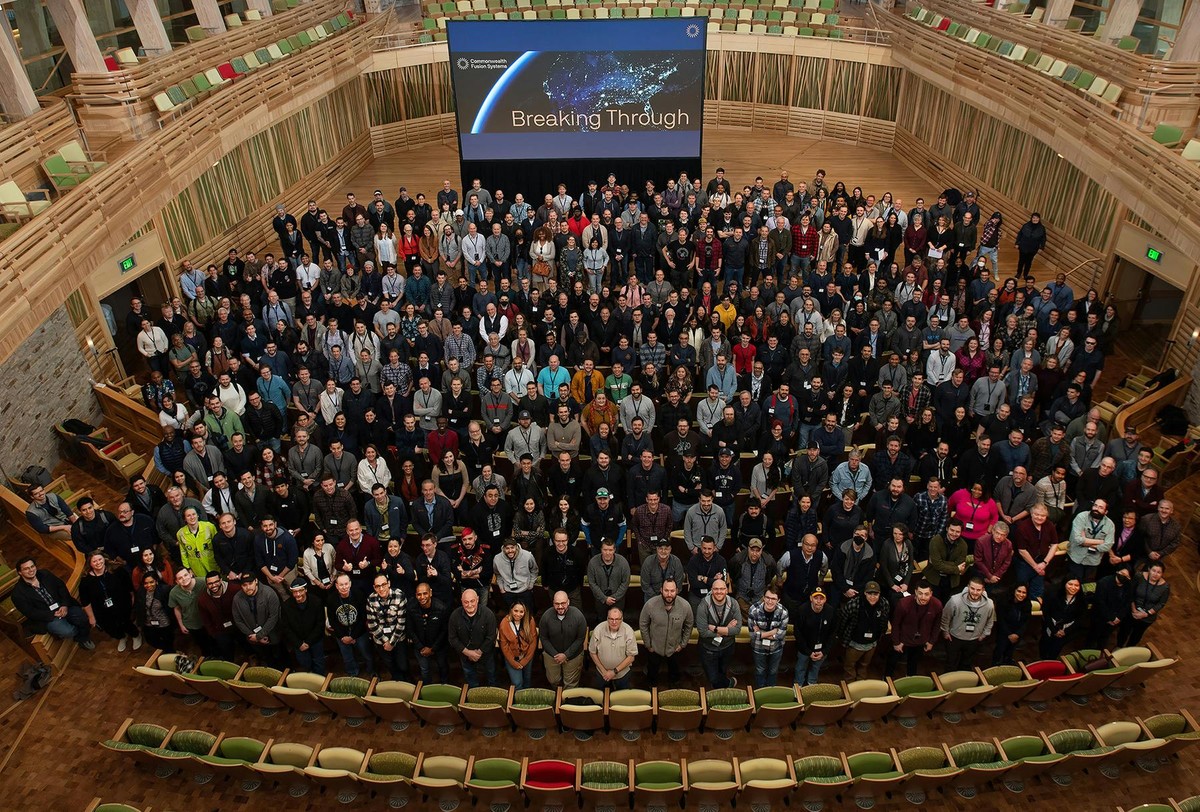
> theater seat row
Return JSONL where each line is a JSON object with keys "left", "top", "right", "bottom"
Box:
{"left": 132, "top": 644, "right": 1175, "bottom": 738}
{"left": 101, "top": 709, "right": 1200, "bottom": 808}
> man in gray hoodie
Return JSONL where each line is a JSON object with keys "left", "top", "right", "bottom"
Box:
{"left": 695, "top": 578, "right": 744, "bottom": 689}
{"left": 940, "top": 577, "right": 995, "bottom": 671}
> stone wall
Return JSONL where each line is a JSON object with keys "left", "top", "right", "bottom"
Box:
{"left": 0, "top": 306, "right": 101, "bottom": 479}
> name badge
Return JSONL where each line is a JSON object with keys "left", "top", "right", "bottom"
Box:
{"left": 352, "top": 568, "right": 361, "bottom": 575}
{"left": 965, "top": 624, "right": 976, "bottom": 633}
{"left": 964, "top": 522, "right": 974, "bottom": 531}
{"left": 330, "top": 519, "right": 339, "bottom": 526}
{"left": 648, "top": 535, "right": 659, "bottom": 544}
{"left": 270, "top": 565, "right": 279, "bottom": 573}
{"left": 813, "top": 643, "right": 823, "bottom": 651}
{"left": 130, "top": 546, "right": 140, "bottom": 554}
{"left": 48, "top": 602, "right": 59, "bottom": 611}
{"left": 322, "top": 577, "right": 331, "bottom": 585}
{"left": 103, "top": 598, "right": 115, "bottom": 608}
{"left": 863, "top": 632, "right": 873, "bottom": 639}
{"left": 223, "top": 620, "right": 233, "bottom": 628}
{"left": 380, "top": 523, "right": 389, "bottom": 533}
{"left": 253, "top": 625, "right": 263, "bottom": 634}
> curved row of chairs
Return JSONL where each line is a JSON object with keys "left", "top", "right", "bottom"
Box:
{"left": 133, "top": 645, "right": 1175, "bottom": 739}
{"left": 100, "top": 709, "right": 1200, "bottom": 808}
{"left": 151, "top": 12, "right": 355, "bottom": 119}
{"left": 905, "top": 6, "right": 1124, "bottom": 106}
{"left": 1123, "top": 797, "right": 1200, "bottom": 812}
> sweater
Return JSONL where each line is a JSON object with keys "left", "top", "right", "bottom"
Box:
{"left": 941, "top": 588, "right": 995, "bottom": 641}
{"left": 448, "top": 605, "right": 498, "bottom": 653}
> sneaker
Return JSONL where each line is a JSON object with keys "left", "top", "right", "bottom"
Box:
{"left": 79, "top": 639, "right": 96, "bottom": 651}
{"left": 132, "top": 634, "right": 143, "bottom": 651}
{"left": 118, "top": 637, "right": 128, "bottom": 652}
{"left": 728, "top": 677, "right": 737, "bottom": 689}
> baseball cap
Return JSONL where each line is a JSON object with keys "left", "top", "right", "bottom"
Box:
{"left": 811, "top": 587, "right": 826, "bottom": 597}
{"left": 518, "top": 409, "right": 532, "bottom": 419}
{"left": 289, "top": 577, "right": 310, "bottom": 591}
{"left": 748, "top": 538, "right": 763, "bottom": 550}
{"left": 656, "top": 538, "right": 673, "bottom": 547}
{"left": 596, "top": 488, "right": 612, "bottom": 499}
{"left": 864, "top": 581, "right": 881, "bottom": 595}
{"left": 455, "top": 208, "right": 464, "bottom": 216}
{"left": 718, "top": 447, "right": 734, "bottom": 457}
{"left": 807, "top": 439, "right": 820, "bottom": 450}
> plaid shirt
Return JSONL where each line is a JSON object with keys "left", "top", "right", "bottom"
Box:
{"left": 365, "top": 588, "right": 408, "bottom": 647}
{"left": 748, "top": 600, "right": 790, "bottom": 654}
{"left": 899, "top": 382, "right": 932, "bottom": 423}
{"left": 791, "top": 222, "right": 819, "bottom": 259}
{"left": 913, "top": 492, "right": 948, "bottom": 541}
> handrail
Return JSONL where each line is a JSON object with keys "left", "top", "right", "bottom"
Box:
{"left": 1061, "top": 256, "right": 1105, "bottom": 289}
{"left": 1114, "top": 372, "right": 1190, "bottom": 438}
{"left": 875, "top": 7, "right": 1200, "bottom": 262}
{"left": 0, "top": 17, "right": 382, "bottom": 365}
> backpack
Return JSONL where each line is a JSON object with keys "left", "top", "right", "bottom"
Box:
{"left": 62, "top": 418, "right": 96, "bottom": 435}
{"left": 19, "top": 465, "right": 52, "bottom": 488}
{"left": 13, "top": 663, "right": 52, "bottom": 701}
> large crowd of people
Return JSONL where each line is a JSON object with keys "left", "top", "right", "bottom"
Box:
{"left": 17, "top": 166, "right": 1179, "bottom": 691}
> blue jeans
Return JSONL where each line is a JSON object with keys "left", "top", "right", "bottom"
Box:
{"left": 754, "top": 646, "right": 783, "bottom": 688}
{"left": 46, "top": 606, "right": 91, "bottom": 643}
{"left": 701, "top": 646, "right": 735, "bottom": 688}
{"left": 514, "top": 257, "right": 530, "bottom": 284}
{"left": 376, "top": 640, "right": 410, "bottom": 681}
{"left": 671, "top": 501, "right": 691, "bottom": 525}
{"left": 1014, "top": 558, "right": 1046, "bottom": 600}
{"left": 336, "top": 634, "right": 375, "bottom": 676}
{"left": 293, "top": 641, "right": 327, "bottom": 675}
{"left": 461, "top": 650, "right": 496, "bottom": 688}
{"left": 417, "top": 646, "right": 450, "bottom": 683}
{"left": 798, "top": 423, "right": 818, "bottom": 448}
{"left": 634, "top": 255, "right": 654, "bottom": 279}
{"left": 506, "top": 661, "right": 533, "bottom": 689}
{"left": 724, "top": 266, "right": 744, "bottom": 289}
{"left": 794, "top": 652, "right": 826, "bottom": 686}
{"left": 975, "top": 245, "right": 998, "bottom": 273}
{"left": 466, "top": 261, "right": 485, "bottom": 286}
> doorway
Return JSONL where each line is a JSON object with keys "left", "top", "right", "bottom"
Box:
{"left": 1107, "top": 256, "right": 1183, "bottom": 365}
{"left": 101, "top": 263, "right": 173, "bottom": 377}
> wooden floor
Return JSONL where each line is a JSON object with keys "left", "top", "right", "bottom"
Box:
{"left": 0, "top": 132, "right": 1193, "bottom": 811}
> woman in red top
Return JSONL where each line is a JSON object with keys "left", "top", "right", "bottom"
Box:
{"left": 399, "top": 223, "right": 420, "bottom": 274}
{"left": 955, "top": 336, "right": 986, "bottom": 386}
{"left": 904, "top": 212, "right": 929, "bottom": 266}
{"left": 946, "top": 482, "right": 1000, "bottom": 552}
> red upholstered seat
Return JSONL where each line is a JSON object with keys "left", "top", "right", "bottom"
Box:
{"left": 525, "top": 759, "right": 575, "bottom": 788}
{"left": 105, "top": 56, "right": 120, "bottom": 71}
{"left": 936, "top": 17, "right": 951, "bottom": 29}
{"left": 1025, "top": 660, "right": 1071, "bottom": 679}
{"left": 217, "top": 62, "right": 237, "bottom": 80}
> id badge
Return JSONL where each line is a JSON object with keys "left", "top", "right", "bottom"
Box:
{"left": 48, "top": 602, "right": 59, "bottom": 611}
{"left": 965, "top": 624, "right": 976, "bottom": 633}
{"left": 863, "top": 631, "right": 873, "bottom": 639}
{"left": 130, "top": 546, "right": 140, "bottom": 554}
{"left": 381, "top": 523, "right": 389, "bottom": 533}
{"left": 964, "top": 522, "right": 974, "bottom": 531}
{"left": 253, "top": 625, "right": 263, "bottom": 634}
{"left": 223, "top": 621, "right": 233, "bottom": 628}
{"left": 270, "top": 565, "right": 280, "bottom": 573}
{"left": 813, "top": 643, "right": 823, "bottom": 651}
{"left": 322, "top": 576, "right": 331, "bottom": 585}
{"left": 352, "top": 568, "right": 361, "bottom": 575}
{"left": 103, "top": 598, "right": 115, "bottom": 608}
{"left": 330, "top": 519, "right": 339, "bottom": 526}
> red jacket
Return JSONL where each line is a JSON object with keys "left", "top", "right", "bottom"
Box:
{"left": 974, "top": 536, "right": 1013, "bottom": 581}
{"left": 791, "top": 222, "right": 819, "bottom": 259}
{"left": 890, "top": 594, "right": 943, "bottom": 647}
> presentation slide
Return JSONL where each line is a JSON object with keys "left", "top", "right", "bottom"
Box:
{"left": 448, "top": 19, "right": 706, "bottom": 161}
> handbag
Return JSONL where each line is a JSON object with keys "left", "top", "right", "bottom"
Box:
{"left": 532, "top": 258, "right": 551, "bottom": 278}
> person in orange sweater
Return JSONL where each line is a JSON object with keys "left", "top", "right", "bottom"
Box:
{"left": 498, "top": 601, "right": 538, "bottom": 689}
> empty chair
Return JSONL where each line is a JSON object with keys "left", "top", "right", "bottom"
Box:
{"left": 270, "top": 671, "right": 329, "bottom": 719}
{"left": 1180, "top": 139, "right": 1200, "bottom": 164}
{"left": 255, "top": 742, "right": 314, "bottom": 796}
{"left": 508, "top": 687, "right": 557, "bottom": 738}
{"left": 178, "top": 659, "right": 243, "bottom": 707}
{"left": 42, "top": 154, "right": 88, "bottom": 193}
{"left": 799, "top": 682, "right": 852, "bottom": 735}
{"left": 607, "top": 688, "right": 654, "bottom": 740}
{"left": 464, "top": 757, "right": 523, "bottom": 809}
{"left": 655, "top": 688, "right": 704, "bottom": 740}
{"left": 1089, "top": 76, "right": 1110, "bottom": 96}
{"left": 1046, "top": 59, "right": 1068, "bottom": 78}
{"left": 847, "top": 750, "right": 904, "bottom": 808}
{"left": 411, "top": 683, "right": 464, "bottom": 733}
{"left": 1021, "top": 659, "right": 1084, "bottom": 707}
{"left": 413, "top": 754, "right": 469, "bottom": 810}
{"left": 998, "top": 734, "right": 1066, "bottom": 792}
{"left": 521, "top": 758, "right": 578, "bottom": 808}
{"left": 305, "top": 746, "right": 366, "bottom": 803}
{"left": 1117, "top": 35, "right": 1139, "bottom": 50}
{"left": 457, "top": 686, "right": 511, "bottom": 736}
{"left": 704, "top": 687, "right": 754, "bottom": 738}
{"left": 1139, "top": 711, "right": 1200, "bottom": 759}
{"left": 793, "top": 754, "right": 851, "bottom": 810}
{"left": 100, "top": 720, "right": 171, "bottom": 769}
{"left": 934, "top": 670, "right": 995, "bottom": 722}
{"left": 633, "top": 760, "right": 685, "bottom": 808}
{"left": 244, "top": 8, "right": 262, "bottom": 20}
{"left": 1046, "top": 727, "right": 1116, "bottom": 783}
{"left": 685, "top": 758, "right": 739, "bottom": 808}
{"left": 558, "top": 687, "right": 605, "bottom": 739}
{"left": 738, "top": 757, "right": 796, "bottom": 809}
{"left": 224, "top": 12, "right": 242, "bottom": 26}
{"left": 752, "top": 686, "right": 802, "bottom": 737}
{"left": 579, "top": 760, "right": 631, "bottom": 810}
{"left": 979, "top": 665, "right": 1038, "bottom": 715}
{"left": 185, "top": 25, "right": 208, "bottom": 42}
{"left": 191, "top": 736, "right": 266, "bottom": 789}
{"left": 843, "top": 679, "right": 900, "bottom": 731}
{"left": 317, "top": 676, "right": 374, "bottom": 725}
{"left": 357, "top": 751, "right": 417, "bottom": 808}
{"left": 948, "top": 739, "right": 1015, "bottom": 799}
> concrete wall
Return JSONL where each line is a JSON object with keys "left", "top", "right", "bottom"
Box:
{"left": 0, "top": 305, "right": 101, "bottom": 479}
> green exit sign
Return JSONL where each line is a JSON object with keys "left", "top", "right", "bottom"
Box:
{"left": 1146, "top": 246, "right": 1163, "bottom": 262}
{"left": 119, "top": 255, "right": 136, "bottom": 273}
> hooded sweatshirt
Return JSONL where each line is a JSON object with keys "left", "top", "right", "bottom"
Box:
{"left": 940, "top": 586, "right": 995, "bottom": 641}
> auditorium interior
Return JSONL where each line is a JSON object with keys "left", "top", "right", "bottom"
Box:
{"left": 3, "top": 0, "right": 1200, "bottom": 809}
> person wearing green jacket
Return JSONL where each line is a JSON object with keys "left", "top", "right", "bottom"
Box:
{"left": 202, "top": 394, "right": 244, "bottom": 450}
{"left": 925, "top": 518, "right": 969, "bottom": 605}
{"left": 176, "top": 506, "right": 219, "bottom": 578}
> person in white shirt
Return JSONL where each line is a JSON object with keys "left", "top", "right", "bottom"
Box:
{"left": 357, "top": 444, "right": 393, "bottom": 495}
